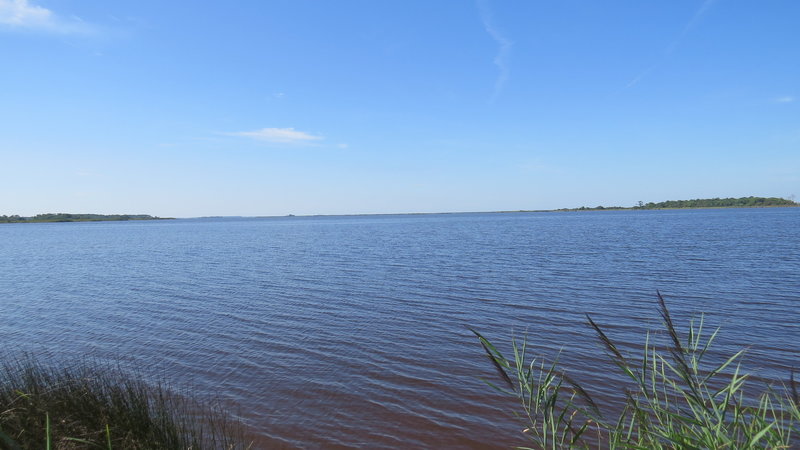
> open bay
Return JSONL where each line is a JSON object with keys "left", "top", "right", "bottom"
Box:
{"left": 1, "top": 208, "right": 797, "bottom": 448}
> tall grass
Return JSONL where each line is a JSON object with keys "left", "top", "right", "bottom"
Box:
{"left": 0, "top": 355, "right": 250, "bottom": 449}
{"left": 472, "top": 292, "right": 800, "bottom": 449}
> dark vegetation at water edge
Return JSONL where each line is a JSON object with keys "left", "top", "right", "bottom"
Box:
{"left": 472, "top": 292, "right": 800, "bottom": 448}
{"left": 0, "top": 213, "right": 170, "bottom": 223}
{"left": 637, "top": 196, "right": 798, "bottom": 209}
{"left": 0, "top": 356, "right": 249, "bottom": 449}
{"left": 559, "top": 196, "right": 799, "bottom": 211}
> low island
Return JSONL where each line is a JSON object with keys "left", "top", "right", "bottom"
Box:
{"left": 557, "top": 196, "right": 798, "bottom": 211}
{"left": 0, "top": 213, "right": 170, "bottom": 223}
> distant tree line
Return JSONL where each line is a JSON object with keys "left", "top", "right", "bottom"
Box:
{"left": 0, "top": 213, "right": 164, "bottom": 223}
{"left": 558, "top": 196, "right": 798, "bottom": 212}
{"left": 634, "top": 196, "right": 797, "bottom": 209}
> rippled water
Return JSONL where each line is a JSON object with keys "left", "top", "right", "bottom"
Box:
{"left": 1, "top": 208, "right": 798, "bottom": 448}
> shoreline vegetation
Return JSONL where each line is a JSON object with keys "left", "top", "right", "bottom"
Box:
{"left": 473, "top": 292, "right": 800, "bottom": 448}
{"left": 0, "top": 214, "right": 171, "bottom": 224}
{"left": 0, "top": 355, "right": 250, "bottom": 449}
{"left": 553, "top": 196, "right": 798, "bottom": 212}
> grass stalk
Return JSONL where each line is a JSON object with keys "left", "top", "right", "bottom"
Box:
{"left": 0, "top": 355, "right": 250, "bottom": 449}
{"left": 473, "top": 292, "right": 799, "bottom": 448}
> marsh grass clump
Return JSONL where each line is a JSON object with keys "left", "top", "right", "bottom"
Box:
{"left": 0, "top": 355, "right": 249, "bottom": 449}
{"left": 472, "top": 292, "right": 800, "bottom": 449}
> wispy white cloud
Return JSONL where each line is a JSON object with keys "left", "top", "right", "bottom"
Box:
{"left": 665, "top": 0, "right": 716, "bottom": 55}
{"left": 621, "top": 0, "right": 716, "bottom": 91}
{"left": 476, "top": 0, "right": 513, "bottom": 102}
{"left": 774, "top": 96, "right": 794, "bottom": 103}
{"left": 0, "top": 0, "right": 93, "bottom": 34}
{"left": 0, "top": 0, "right": 49, "bottom": 26}
{"left": 228, "top": 127, "right": 323, "bottom": 144}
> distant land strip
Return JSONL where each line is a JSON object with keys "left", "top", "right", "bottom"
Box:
{"left": 553, "top": 196, "right": 798, "bottom": 212}
{"left": 0, "top": 213, "right": 171, "bottom": 223}
{"left": 3, "top": 197, "right": 797, "bottom": 222}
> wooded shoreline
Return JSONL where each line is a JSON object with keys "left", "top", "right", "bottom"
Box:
{"left": 554, "top": 196, "right": 797, "bottom": 212}
{"left": 0, "top": 213, "right": 170, "bottom": 223}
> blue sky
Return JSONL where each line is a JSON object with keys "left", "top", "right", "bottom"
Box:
{"left": 1, "top": 0, "right": 798, "bottom": 217}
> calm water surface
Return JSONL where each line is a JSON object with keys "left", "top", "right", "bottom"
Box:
{"left": 1, "top": 209, "right": 798, "bottom": 448}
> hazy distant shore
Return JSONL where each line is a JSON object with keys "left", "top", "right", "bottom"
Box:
{"left": 250, "top": 197, "right": 798, "bottom": 219}
{"left": 5, "top": 197, "right": 797, "bottom": 223}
